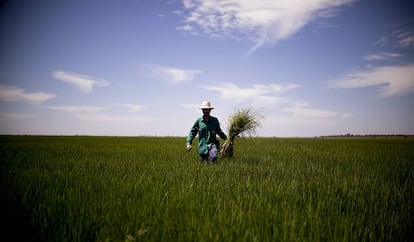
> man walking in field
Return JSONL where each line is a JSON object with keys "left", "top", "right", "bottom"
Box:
{"left": 186, "top": 101, "right": 227, "bottom": 164}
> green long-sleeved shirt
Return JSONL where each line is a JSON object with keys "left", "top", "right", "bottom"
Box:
{"left": 186, "top": 116, "right": 227, "bottom": 155}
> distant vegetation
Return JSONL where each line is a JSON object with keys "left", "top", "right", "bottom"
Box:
{"left": 320, "top": 133, "right": 414, "bottom": 138}
{"left": 1, "top": 136, "right": 413, "bottom": 241}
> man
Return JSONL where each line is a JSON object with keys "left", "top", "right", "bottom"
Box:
{"left": 186, "top": 101, "right": 227, "bottom": 164}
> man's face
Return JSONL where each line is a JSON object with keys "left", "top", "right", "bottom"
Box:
{"left": 202, "top": 109, "right": 211, "bottom": 115}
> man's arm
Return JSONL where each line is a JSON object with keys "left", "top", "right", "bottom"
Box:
{"left": 186, "top": 119, "right": 199, "bottom": 149}
{"left": 216, "top": 119, "right": 227, "bottom": 140}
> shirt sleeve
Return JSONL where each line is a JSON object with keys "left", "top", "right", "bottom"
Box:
{"left": 186, "top": 119, "right": 199, "bottom": 145}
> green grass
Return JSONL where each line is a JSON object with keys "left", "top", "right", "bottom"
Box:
{"left": 1, "top": 136, "right": 413, "bottom": 241}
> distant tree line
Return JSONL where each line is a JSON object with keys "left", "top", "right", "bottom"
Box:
{"left": 320, "top": 134, "right": 413, "bottom": 138}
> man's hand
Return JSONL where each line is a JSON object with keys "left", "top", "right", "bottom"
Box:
{"left": 186, "top": 144, "right": 192, "bottom": 151}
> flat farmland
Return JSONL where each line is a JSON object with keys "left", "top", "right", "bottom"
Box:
{"left": 1, "top": 136, "right": 413, "bottom": 241}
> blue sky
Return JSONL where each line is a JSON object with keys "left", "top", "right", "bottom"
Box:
{"left": 1, "top": 0, "right": 413, "bottom": 137}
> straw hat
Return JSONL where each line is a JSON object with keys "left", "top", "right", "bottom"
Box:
{"left": 199, "top": 101, "right": 214, "bottom": 109}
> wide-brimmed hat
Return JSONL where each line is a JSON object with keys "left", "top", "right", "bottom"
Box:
{"left": 199, "top": 101, "right": 214, "bottom": 109}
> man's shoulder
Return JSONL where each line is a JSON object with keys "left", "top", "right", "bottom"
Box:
{"left": 195, "top": 116, "right": 219, "bottom": 123}
{"left": 193, "top": 117, "right": 203, "bottom": 125}
{"left": 210, "top": 116, "right": 220, "bottom": 123}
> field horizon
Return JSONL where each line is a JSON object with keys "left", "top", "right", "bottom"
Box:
{"left": 1, "top": 135, "right": 413, "bottom": 241}
{"left": 1, "top": 133, "right": 414, "bottom": 138}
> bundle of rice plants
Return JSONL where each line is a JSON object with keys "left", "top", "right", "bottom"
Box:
{"left": 220, "top": 108, "right": 262, "bottom": 157}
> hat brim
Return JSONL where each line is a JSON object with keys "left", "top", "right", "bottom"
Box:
{"left": 200, "top": 106, "right": 214, "bottom": 109}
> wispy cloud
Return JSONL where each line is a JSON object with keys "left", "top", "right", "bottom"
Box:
{"left": 177, "top": 0, "right": 355, "bottom": 56}
{"left": 0, "top": 84, "right": 56, "bottom": 105}
{"left": 264, "top": 101, "right": 351, "bottom": 134}
{"left": 282, "top": 101, "right": 351, "bottom": 119}
{"left": 43, "top": 103, "right": 150, "bottom": 123}
{"left": 396, "top": 30, "right": 414, "bottom": 47}
{"left": 0, "top": 112, "right": 36, "bottom": 121}
{"left": 364, "top": 52, "right": 402, "bottom": 61}
{"left": 143, "top": 64, "right": 202, "bottom": 84}
{"left": 202, "top": 82, "right": 299, "bottom": 106}
{"left": 113, "top": 103, "right": 146, "bottom": 112}
{"left": 182, "top": 103, "right": 200, "bottom": 109}
{"left": 377, "top": 28, "right": 414, "bottom": 48}
{"left": 330, "top": 64, "right": 414, "bottom": 97}
{"left": 43, "top": 105, "right": 110, "bottom": 113}
{"left": 45, "top": 103, "right": 146, "bottom": 114}
{"left": 262, "top": 114, "right": 348, "bottom": 136}
{"left": 52, "top": 71, "right": 110, "bottom": 93}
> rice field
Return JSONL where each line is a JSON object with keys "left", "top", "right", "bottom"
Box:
{"left": 1, "top": 135, "right": 413, "bottom": 241}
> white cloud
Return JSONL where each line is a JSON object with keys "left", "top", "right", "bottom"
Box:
{"left": 330, "top": 64, "right": 414, "bottom": 97}
{"left": 44, "top": 105, "right": 109, "bottom": 113}
{"left": 52, "top": 71, "right": 110, "bottom": 93}
{"left": 182, "top": 103, "right": 200, "bottom": 109}
{"left": 364, "top": 52, "right": 402, "bottom": 61}
{"left": 144, "top": 64, "right": 202, "bottom": 84}
{"left": 282, "top": 101, "right": 351, "bottom": 119}
{"left": 202, "top": 82, "right": 299, "bottom": 106}
{"left": 167, "top": 67, "right": 202, "bottom": 84}
{"left": 43, "top": 103, "right": 150, "bottom": 124}
{"left": 0, "top": 84, "right": 56, "bottom": 105}
{"left": 178, "top": 0, "right": 355, "bottom": 55}
{"left": 45, "top": 103, "right": 146, "bottom": 113}
{"left": 113, "top": 103, "right": 146, "bottom": 112}
{"left": 264, "top": 116, "right": 334, "bottom": 127}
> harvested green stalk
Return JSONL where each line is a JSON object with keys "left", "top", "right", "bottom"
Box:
{"left": 220, "top": 108, "right": 262, "bottom": 157}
